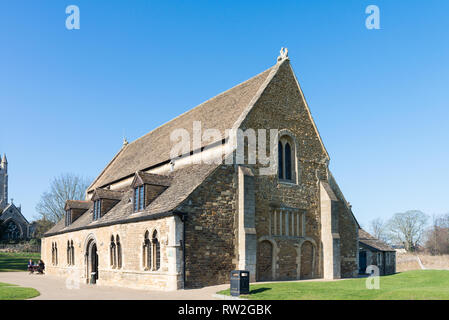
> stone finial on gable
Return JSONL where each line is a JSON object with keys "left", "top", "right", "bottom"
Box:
{"left": 277, "top": 47, "right": 289, "bottom": 62}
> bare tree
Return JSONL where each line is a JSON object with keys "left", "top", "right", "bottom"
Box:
{"left": 35, "top": 173, "right": 91, "bottom": 223}
{"left": 32, "top": 218, "right": 56, "bottom": 239}
{"left": 386, "top": 210, "right": 428, "bottom": 251}
{"left": 424, "top": 213, "right": 449, "bottom": 255}
{"left": 369, "top": 218, "right": 386, "bottom": 241}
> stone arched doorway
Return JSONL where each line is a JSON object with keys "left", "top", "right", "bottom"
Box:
{"left": 85, "top": 238, "right": 99, "bottom": 283}
{"left": 300, "top": 240, "right": 315, "bottom": 279}
{"left": 257, "top": 240, "right": 274, "bottom": 281}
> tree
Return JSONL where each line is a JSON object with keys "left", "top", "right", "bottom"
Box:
{"left": 386, "top": 210, "right": 428, "bottom": 251}
{"left": 32, "top": 218, "right": 56, "bottom": 239}
{"left": 369, "top": 218, "right": 387, "bottom": 242}
{"left": 35, "top": 173, "right": 91, "bottom": 223}
{"left": 424, "top": 213, "right": 449, "bottom": 255}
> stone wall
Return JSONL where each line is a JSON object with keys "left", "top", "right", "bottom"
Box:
{"left": 42, "top": 216, "right": 183, "bottom": 291}
{"left": 238, "top": 59, "right": 339, "bottom": 281}
{"left": 178, "top": 164, "right": 238, "bottom": 288}
{"left": 337, "top": 201, "right": 359, "bottom": 278}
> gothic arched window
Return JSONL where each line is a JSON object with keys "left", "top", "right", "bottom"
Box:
{"left": 71, "top": 240, "right": 75, "bottom": 265}
{"left": 152, "top": 230, "right": 160, "bottom": 271}
{"left": 285, "top": 142, "right": 292, "bottom": 180}
{"left": 5, "top": 220, "right": 20, "bottom": 240}
{"left": 278, "top": 135, "right": 296, "bottom": 183}
{"left": 67, "top": 241, "right": 71, "bottom": 265}
{"left": 52, "top": 242, "right": 55, "bottom": 265}
{"left": 143, "top": 231, "right": 151, "bottom": 270}
{"left": 278, "top": 141, "right": 283, "bottom": 179}
{"left": 110, "top": 235, "right": 116, "bottom": 268}
{"left": 116, "top": 235, "right": 122, "bottom": 269}
{"left": 54, "top": 242, "right": 58, "bottom": 266}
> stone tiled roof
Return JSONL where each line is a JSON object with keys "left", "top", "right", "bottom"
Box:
{"left": 45, "top": 58, "right": 295, "bottom": 237}
{"left": 64, "top": 200, "right": 90, "bottom": 211}
{"left": 92, "top": 188, "right": 123, "bottom": 201}
{"left": 88, "top": 66, "right": 276, "bottom": 191}
{"left": 134, "top": 171, "right": 172, "bottom": 187}
{"left": 359, "top": 228, "right": 395, "bottom": 252}
{"left": 45, "top": 164, "right": 218, "bottom": 236}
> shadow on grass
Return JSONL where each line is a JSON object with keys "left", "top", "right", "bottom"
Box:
{"left": 0, "top": 253, "right": 41, "bottom": 272}
{"left": 249, "top": 287, "right": 271, "bottom": 294}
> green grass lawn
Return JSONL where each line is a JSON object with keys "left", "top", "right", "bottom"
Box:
{"left": 219, "top": 270, "right": 449, "bottom": 300}
{"left": 0, "top": 252, "right": 41, "bottom": 272}
{"left": 0, "top": 282, "right": 40, "bottom": 300}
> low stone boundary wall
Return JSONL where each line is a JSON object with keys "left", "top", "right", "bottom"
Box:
{"left": 0, "top": 243, "right": 41, "bottom": 253}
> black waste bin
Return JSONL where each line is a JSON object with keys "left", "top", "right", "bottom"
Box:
{"left": 230, "top": 270, "right": 250, "bottom": 296}
{"left": 90, "top": 272, "right": 96, "bottom": 284}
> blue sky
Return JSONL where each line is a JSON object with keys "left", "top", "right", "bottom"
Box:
{"left": 0, "top": 0, "right": 448, "bottom": 227}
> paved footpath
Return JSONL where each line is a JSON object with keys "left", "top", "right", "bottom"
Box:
{"left": 0, "top": 272, "right": 229, "bottom": 300}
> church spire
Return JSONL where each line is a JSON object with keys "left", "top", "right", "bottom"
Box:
{"left": 1, "top": 153, "right": 8, "bottom": 172}
{"left": 1, "top": 153, "right": 7, "bottom": 172}
{"left": 0, "top": 153, "right": 7, "bottom": 210}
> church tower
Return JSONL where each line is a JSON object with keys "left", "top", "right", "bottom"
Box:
{"left": 0, "top": 153, "right": 8, "bottom": 210}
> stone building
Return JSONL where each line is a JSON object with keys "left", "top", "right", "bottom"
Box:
{"left": 0, "top": 154, "right": 9, "bottom": 210}
{"left": 42, "top": 50, "right": 361, "bottom": 290}
{"left": 358, "top": 229, "right": 396, "bottom": 276}
{"left": 0, "top": 153, "right": 32, "bottom": 241}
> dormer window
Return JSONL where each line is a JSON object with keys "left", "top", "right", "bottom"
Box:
{"left": 131, "top": 171, "right": 172, "bottom": 213}
{"left": 134, "top": 185, "right": 145, "bottom": 212}
{"left": 90, "top": 188, "right": 122, "bottom": 221}
{"left": 93, "top": 200, "right": 101, "bottom": 220}
{"left": 65, "top": 210, "right": 71, "bottom": 227}
{"left": 64, "top": 200, "right": 90, "bottom": 226}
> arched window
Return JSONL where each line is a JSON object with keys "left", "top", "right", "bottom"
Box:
{"left": 110, "top": 236, "right": 116, "bottom": 268}
{"left": 54, "top": 242, "right": 58, "bottom": 266}
{"left": 278, "top": 141, "right": 283, "bottom": 179}
{"left": 4, "top": 220, "right": 21, "bottom": 240}
{"left": 278, "top": 135, "right": 296, "bottom": 183}
{"left": 143, "top": 231, "right": 151, "bottom": 270}
{"left": 152, "top": 230, "right": 160, "bottom": 271}
{"left": 52, "top": 243, "right": 55, "bottom": 265}
{"left": 71, "top": 240, "right": 75, "bottom": 266}
{"left": 285, "top": 142, "right": 292, "bottom": 180}
{"left": 116, "top": 235, "right": 122, "bottom": 269}
{"left": 67, "top": 241, "right": 71, "bottom": 265}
